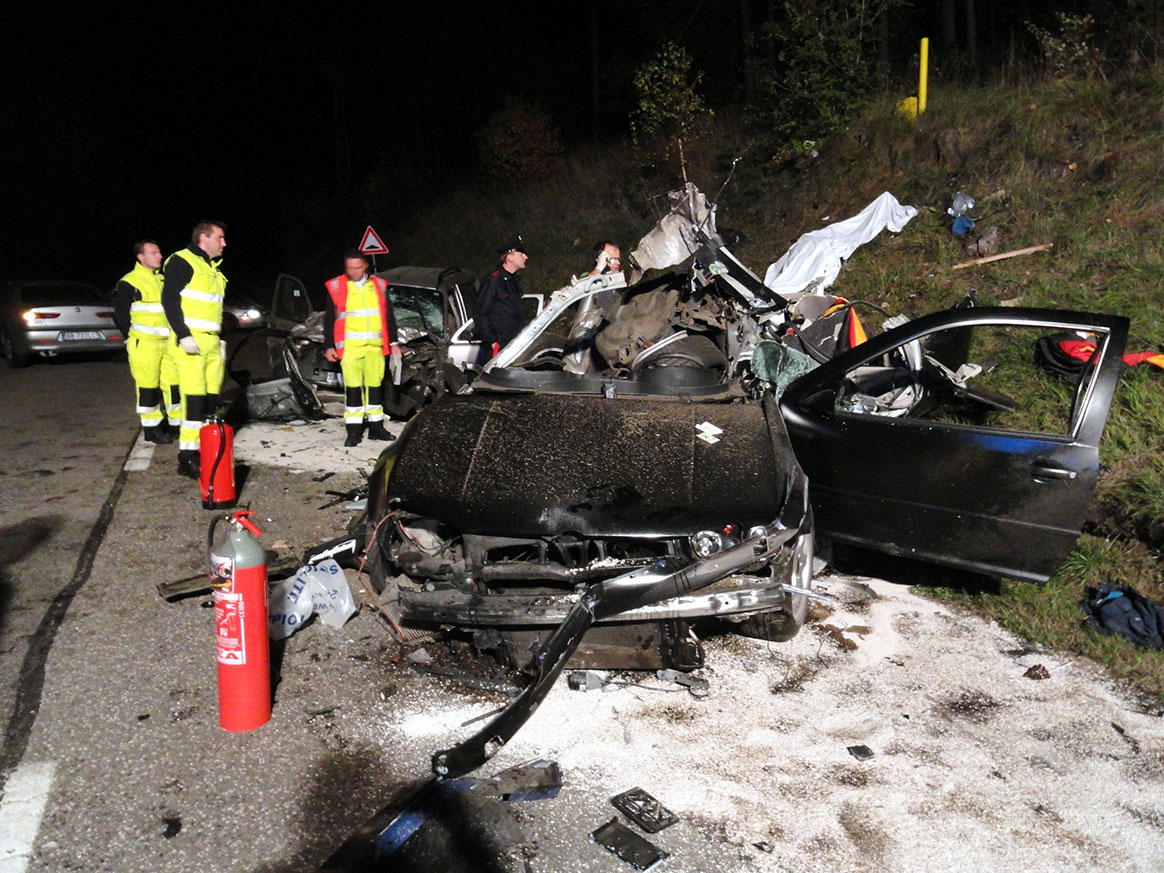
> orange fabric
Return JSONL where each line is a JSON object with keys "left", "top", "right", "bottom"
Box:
{"left": 820, "top": 298, "right": 867, "bottom": 350}
{"left": 324, "top": 275, "right": 392, "bottom": 359}
{"left": 1122, "top": 352, "right": 1164, "bottom": 369}
{"left": 846, "top": 309, "right": 867, "bottom": 348}
{"left": 1059, "top": 338, "right": 1163, "bottom": 370}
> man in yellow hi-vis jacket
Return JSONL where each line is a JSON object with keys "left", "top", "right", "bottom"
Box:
{"left": 162, "top": 220, "right": 228, "bottom": 478}
{"left": 113, "top": 239, "right": 179, "bottom": 444}
{"left": 323, "top": 249, "right": 399, "bottom": 447}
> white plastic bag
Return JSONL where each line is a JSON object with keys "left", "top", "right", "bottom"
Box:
{"left": 268, "top": 572, "right": 316, "bottom": 640}
{"left": 307, "top": 559, "right": 358, "bottom": 628}
{"left": 267, "top": 559, "right": 357, "bottom": 638}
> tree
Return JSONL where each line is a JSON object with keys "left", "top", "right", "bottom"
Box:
{"left": 751, "top": 0, "right": 891, "bottom": 156}
{"left": 476, "top": 97, "right": 565, "bottom": 184}
{"left": 630, "top": 42, "right": 711, "bottom": 183}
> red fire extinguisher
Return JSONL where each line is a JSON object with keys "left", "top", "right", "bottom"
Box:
{"left": 200, "top": 415, "right": 237, "bottom": 510}
{"left": 209, "top": 510, "right": 270, "bottom": 732}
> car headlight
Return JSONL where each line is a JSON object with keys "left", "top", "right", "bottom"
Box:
{"left": 691, "top": 530, "right": 724, "bottom": 558}
{"left": 244, "top": 308, "right": 261, "bottom": 320}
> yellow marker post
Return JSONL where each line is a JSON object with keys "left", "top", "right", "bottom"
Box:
{"left": 919, "top": 37, "right": 929, "bottom": 114}
{"left": 896, "top": 37, "right": 930, "bottom": 120}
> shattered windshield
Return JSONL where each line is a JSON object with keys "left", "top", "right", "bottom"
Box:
{"left": 389, "top": 286, "right": 443, "bottom": 335}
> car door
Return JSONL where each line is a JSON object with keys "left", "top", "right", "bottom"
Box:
{"left": 268, "top": 274, "right": 316, "bottom": 331}
{"left": 448, "top": 292, "right": 548, "bottom": 370}
{"left": 779, "top": 307, "right": 1128, "bottom": 582}
{"left": 446, "top": 286, "right": 484, "bottom": 370}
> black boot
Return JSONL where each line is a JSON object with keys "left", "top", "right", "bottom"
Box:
{"left": 344, "top": 423, "right": 363, "bottom": 447}
{"left": 143, "top": 424, "right": 173, "bottom": 445}
{"left": 366, "top": 420, "right": 395, "bottom": 442}
{"left": 177, "top": 450, "right": 200, "bottom": 479}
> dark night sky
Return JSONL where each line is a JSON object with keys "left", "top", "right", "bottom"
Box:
{"left": 3, "top": 0, "right": 1069, "bottom": 289}
{"left": 3, "top": 1, "right": 607, "bottom": 287}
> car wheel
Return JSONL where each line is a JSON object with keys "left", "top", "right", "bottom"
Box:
{"left": 734, "top": 524, "right": 813, "bottom": 643}
{"left": 634, "top": 334, "right": 728, "bottom": 371}
{"left": 0, "top": 327, "right": 31, "bottom": 368}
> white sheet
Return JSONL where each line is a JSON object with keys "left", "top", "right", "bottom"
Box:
{"left": 763, "top": 192, "right": 918, "bottom": 298}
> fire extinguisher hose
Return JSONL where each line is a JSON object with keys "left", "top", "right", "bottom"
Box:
{"left": 207, "top": 421, "right": 227, "bottom": 504}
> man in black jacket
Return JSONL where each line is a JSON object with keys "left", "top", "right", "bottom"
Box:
{"left": 474, "top": 236, "right": 528, "bottom": 364}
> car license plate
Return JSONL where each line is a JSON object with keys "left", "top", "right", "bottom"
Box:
{"left": 60, "top": 331, "right": 104, "bottom": 341}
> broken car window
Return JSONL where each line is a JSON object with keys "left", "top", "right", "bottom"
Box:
{"left": 389, "top": 286, "right": 444, "bottom": 335}
{"left": 836, "top": 323, "right": 1098, "bottom": 436}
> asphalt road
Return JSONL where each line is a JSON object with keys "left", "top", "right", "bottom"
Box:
{"left": 0, "top": 354, "right": 138, "bottom": 777}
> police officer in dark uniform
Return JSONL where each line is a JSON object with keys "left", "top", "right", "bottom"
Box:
{"left": 474, "top": 236, "right": 529, "bottom": 364}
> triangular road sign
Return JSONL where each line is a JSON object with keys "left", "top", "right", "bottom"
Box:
{"left": 359, "top": 226, "right": 389, "bottom": 255}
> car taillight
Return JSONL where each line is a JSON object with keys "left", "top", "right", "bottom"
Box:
{"left": 96, "top": 311, "right": 114, "bottom": 318}
{"left": 24, "top": 310, "right": 61, "bottom": 321}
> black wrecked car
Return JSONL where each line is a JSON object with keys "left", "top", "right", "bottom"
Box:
{"left": 325, "top": 185, "right": 1125, "bottom": 778}
{"left": 351, "top": 189, "right": 819, "bottom": 673}
{"left": 349, "top": 183, "right": 1127, "bottom": 655}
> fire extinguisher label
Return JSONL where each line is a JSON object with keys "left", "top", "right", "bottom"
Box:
{"left": 210, "top": 552, "right": 234, "bottom": 589}
{"left": 215, "top": 591, "right": 246, "bottom": 665}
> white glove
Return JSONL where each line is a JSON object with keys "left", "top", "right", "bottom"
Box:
{"left": 593, "top": 249, "right": 609, "bottom": 274}
{"left": 389, "top": 345, "right": 403, "bottom": 385}
{"left": 179, "top": 336, "right": 200, "bottom": 355}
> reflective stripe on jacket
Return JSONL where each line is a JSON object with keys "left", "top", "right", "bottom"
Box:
{"left": 166, "top": 248, "right": 227, "bottom": 333}
{"left": 324, "top": 274, "right": 392, "bottom": 359}
{"left": 120, "top": 263, "right": 170, "bottom": 338}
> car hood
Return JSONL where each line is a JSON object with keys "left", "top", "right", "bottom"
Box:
{"left": 386, "top": 393, "right": 790, "bottom": 537}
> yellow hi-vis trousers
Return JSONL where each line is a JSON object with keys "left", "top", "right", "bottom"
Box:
{"left": 172, "top": 331, "right": 225, "bottom": 451}
{"left": 127, "top": 335, "right": 179, "bottom": 431}
{"left": 339, "top": 344, "right": 386, "bottom": 424}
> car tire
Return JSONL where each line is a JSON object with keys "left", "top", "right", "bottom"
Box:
{"left": 733, "top": 525, "right": 813, "bottom": 643}
{"left": 0, "top": 327, "right": 31, "bottom": 368}
{"left": 634, "top": 334, "right": 728, "bottom": 371}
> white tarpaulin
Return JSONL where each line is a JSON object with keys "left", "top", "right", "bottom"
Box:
{"left": 763, "top": 192, "right": 918, "bottom": 298}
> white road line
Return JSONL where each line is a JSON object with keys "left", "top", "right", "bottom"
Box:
{"left": 0, "top": 761, "right": 56, "bottom": 872}
{"left": 124, "top": 433, "right": 155, "bottom": 471}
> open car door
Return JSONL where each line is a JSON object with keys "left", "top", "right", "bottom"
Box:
{"left": 448, "top": 293, "right": 547, "bottom": 371}
{"left": 780, "top": 307, "right": 1128, "bottom": 582}
{"left": 268, "top": 273, "right": 320, "bottom": 331}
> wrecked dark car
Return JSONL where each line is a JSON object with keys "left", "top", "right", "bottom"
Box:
{"left": 327, "top": 185, "right": 1125, "bottom": 778}
{"left": 350, "top": 184, "right": 1128, "bottom": 652}
{"left": 354, "top": 191, "right": 821, "bottom": 678}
